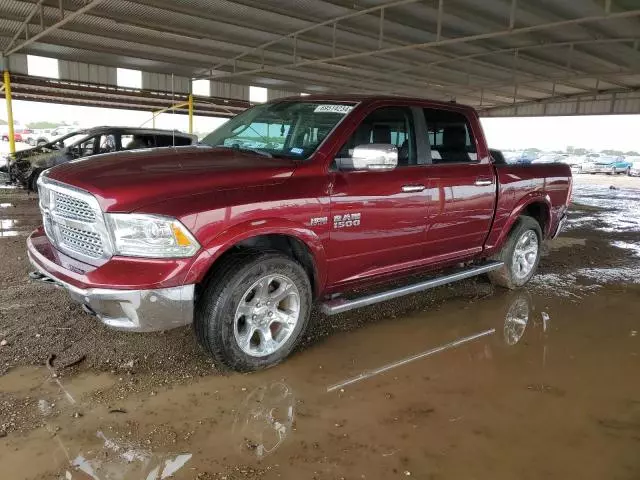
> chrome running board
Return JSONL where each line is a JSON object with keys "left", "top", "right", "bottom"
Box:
{"left": 321, "top": 261, "right": 504, "bottom": 316}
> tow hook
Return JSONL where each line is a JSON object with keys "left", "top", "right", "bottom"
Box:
{"left": 28, "top": 270, "right": 60, "bottom": 287}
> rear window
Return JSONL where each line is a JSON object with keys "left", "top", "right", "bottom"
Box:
{"left": 424, "top": 108, "right": 477, "bottom": 164}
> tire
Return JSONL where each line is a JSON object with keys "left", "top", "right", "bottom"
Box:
{"left": 194, "top": 251, "right": 312, "bottom": 372}
{"left": 488, "top": 215, "right": 543, "bottom": 289}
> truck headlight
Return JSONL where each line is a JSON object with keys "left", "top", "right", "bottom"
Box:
{"left": 105, "top": 213, "right": 200, "bottom": 258}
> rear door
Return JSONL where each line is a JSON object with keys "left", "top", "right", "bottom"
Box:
{"left": 421, "top": 107, "right": 497, "bottom": 262}
{"left": 327, "top": 105, "right": 430, "bottom": 286}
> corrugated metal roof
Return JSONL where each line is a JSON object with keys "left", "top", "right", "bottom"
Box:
{"left": 1, "top": 0, "right": 639, "bottom": 115}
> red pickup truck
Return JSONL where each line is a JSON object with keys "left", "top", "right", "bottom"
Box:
{"left": 27, "top": 96, "right": 572, "bottom": 371}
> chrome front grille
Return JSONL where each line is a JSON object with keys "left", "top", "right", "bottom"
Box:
{"left": 58, "top": 224, "right": 104, "bottom": 258}
{"left": 53, "top": 191, "right": 96, "bottom": 222}
{"left": 38, "top": 178, "right": 111, "bottom": 264}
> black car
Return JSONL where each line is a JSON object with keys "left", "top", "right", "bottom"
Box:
{"left": 9, "top": 126, "right": 197, "bottom": 190}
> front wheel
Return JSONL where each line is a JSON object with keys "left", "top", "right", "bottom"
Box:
{"left": 488, "top": 215, "right": 542, "bottom": 289}
{"left": 194, "top": 251, "right": 312, "bottom": 372}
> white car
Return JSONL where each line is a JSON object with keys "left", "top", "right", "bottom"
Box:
{"left": 531, "top": 153, "right": 564, "bottom": 164}
{"left": 25, "top": 128, "right": 56, "bottom": 146}
{"left": 627, "top": 156, "right": 640, "bottom": 177}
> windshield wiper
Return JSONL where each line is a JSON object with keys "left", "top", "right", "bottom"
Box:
{"left": 237, "top": 147, "right": 272, "bottom": 158}
{"left": 210, "top": 144, "right": 274, "bottom": 158}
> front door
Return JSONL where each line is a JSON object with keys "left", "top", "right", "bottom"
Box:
{"left": 327, "top": 106, "right": 430, "bottom": 287}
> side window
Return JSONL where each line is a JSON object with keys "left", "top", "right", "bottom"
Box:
{"left": 99, "top": 134, "right": 116, "bottom": 153}
{"left": 423, "top": 108, "right": 476, "bottom": 164}
{"left": 155, "top": 135, "right": 192, "bottom": 147}
{"left": 78, "top": 136, "right": 97, "bottom": 156}
{"left": 121, "top": 134, "right": 152, "bottom": 150}
{"left": 337, "top": 107, "right": 417, "bottom": 167}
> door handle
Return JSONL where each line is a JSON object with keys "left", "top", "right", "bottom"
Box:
{"left": 475, "top": 178, "right": 493, "bottom": 186}
{"left": 402, "top": 184, "right": 426, "bottom": 193}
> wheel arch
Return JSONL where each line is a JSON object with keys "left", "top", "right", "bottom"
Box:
{"left": 187, "top": 220, "right": 327, "bottom": 299}
{"left": 491, "top": 195, "right": 552, "bottom": 253}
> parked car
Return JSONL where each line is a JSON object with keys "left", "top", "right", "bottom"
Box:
{"left": 24, "top": 128, "right": 55, "bottom": 146}
{"left": 9, "top": 126, "right": 196, "bottom": 190}
{"left": 559, "top": 155, "right": 585, "bottom": 170}
{"left": 27, "top": 96, "right": 572, "bottom": 371}
{"left": 505, "top": 150, "right": 538, "bottom": 164}
{"left": 627, "top": 156, "right": 640, "bottom": 176}
{"left": 581, "top": 155, "right": 633, "bottom": 175}
{"left": 531, "top": 153, "right": 565, "bottom": 164}
{"left": 1, "top": 131, "right": 23, "bottom": 142}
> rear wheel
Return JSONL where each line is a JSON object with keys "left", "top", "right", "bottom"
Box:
{"left": 488, "top": 215, "right": 542, "bottom": 289}
{"left": 194, "top": 251, "right": 312, "bottom": 372}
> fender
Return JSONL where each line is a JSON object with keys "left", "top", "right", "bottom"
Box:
{"left": 486, "top": 193, "right": 552, "bottom": 254}
{"left": 183, "top": 217, "right": 328, "bottom": 293}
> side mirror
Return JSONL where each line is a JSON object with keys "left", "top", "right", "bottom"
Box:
{"left": 346, "top": 143, "right": 398, "bottom": 171}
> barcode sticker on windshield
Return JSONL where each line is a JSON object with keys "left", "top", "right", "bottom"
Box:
{"left": 314, "top": 104, "right": 354, "bottom": 114}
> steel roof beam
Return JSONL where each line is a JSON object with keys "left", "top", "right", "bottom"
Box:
{"left": 4, "top": 0, "right": 105, "bottom": 56}
{"left": 0, "top": 6, "right": 542, "bottom": 101}
{"left": 204, "top": 9, "right": 640, "bottom": 81}
{"left": 6, "top": 1, "right": 610, "bottom": 99}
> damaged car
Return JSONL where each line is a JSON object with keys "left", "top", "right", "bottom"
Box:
{"left": 9, "top": 126, "right": 197, "bottom": 190}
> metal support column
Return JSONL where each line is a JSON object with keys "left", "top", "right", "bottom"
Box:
{"left": 3, "top": 70, "right": 16, "bottom": 155}
{"left": 188, "top": 94, "right": 194, "bottom": 134}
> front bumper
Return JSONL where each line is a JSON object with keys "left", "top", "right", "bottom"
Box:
{"left": 28, "top": 236, "right": 195, "bottom": 332}
{"left": 581, "top": 165, "right": 615, "bottom": 174}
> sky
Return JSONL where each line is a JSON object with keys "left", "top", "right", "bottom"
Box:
{"left": 481, "top": 114, "right": 640, "bottom": 152}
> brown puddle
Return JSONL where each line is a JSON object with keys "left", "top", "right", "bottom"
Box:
{"left": 1, "top": 289, "right": 639, "bottom": 479}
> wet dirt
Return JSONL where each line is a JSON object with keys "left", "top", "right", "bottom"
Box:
{"left": 1, "top": 179, "right": 640, "bottom": 479}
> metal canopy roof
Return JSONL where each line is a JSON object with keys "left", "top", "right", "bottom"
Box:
{"left": 1, "top": 0, "right": 640, "bottom": 115}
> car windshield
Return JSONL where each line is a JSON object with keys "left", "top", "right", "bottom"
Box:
{"left": 201, "top": 101, "right": 356, "bottom": 160}
{"left": 57, "top": 133, "right": 90, "bottom": 146}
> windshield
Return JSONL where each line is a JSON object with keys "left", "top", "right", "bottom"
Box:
{"left": 57, "top": 133, "right": 90, "bottom": 147}
{"left": 201, "top": 102, "right": 356, "bottom": 159}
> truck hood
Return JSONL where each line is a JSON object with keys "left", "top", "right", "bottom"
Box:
{"left": 46, "top": 146, "right": 297, "bottom": 212}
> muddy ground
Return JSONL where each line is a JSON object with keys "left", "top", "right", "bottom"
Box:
{"left": 1, "top": 174, "right": 639, "bottom": 479}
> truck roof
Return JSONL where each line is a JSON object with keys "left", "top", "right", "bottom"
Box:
{"left": 271, "top": 94, "right": 474, "bottom": 111}
{"left": 78, "top": 126, "right": 194, "bottom": 137}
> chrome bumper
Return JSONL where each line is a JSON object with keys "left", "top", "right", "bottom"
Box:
{"left": 28, "top": 255, "right": 194, "bottom": 332}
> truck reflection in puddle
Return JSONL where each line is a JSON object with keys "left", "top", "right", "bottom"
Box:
{"left": 36, "top": 374, "right": 193, "bottom": 479}
{"left": 233, "top": 382, "right": 295, "bottom": 459}
{"left": 58, "top": 432, "right": 192, "bottom": 480}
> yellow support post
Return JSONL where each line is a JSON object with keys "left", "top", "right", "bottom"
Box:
{"left": 188, "top": 94, "right": 193, "bottom": 134}
{"left": 3, "top": 70, "right": 16, "bottom": 155}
